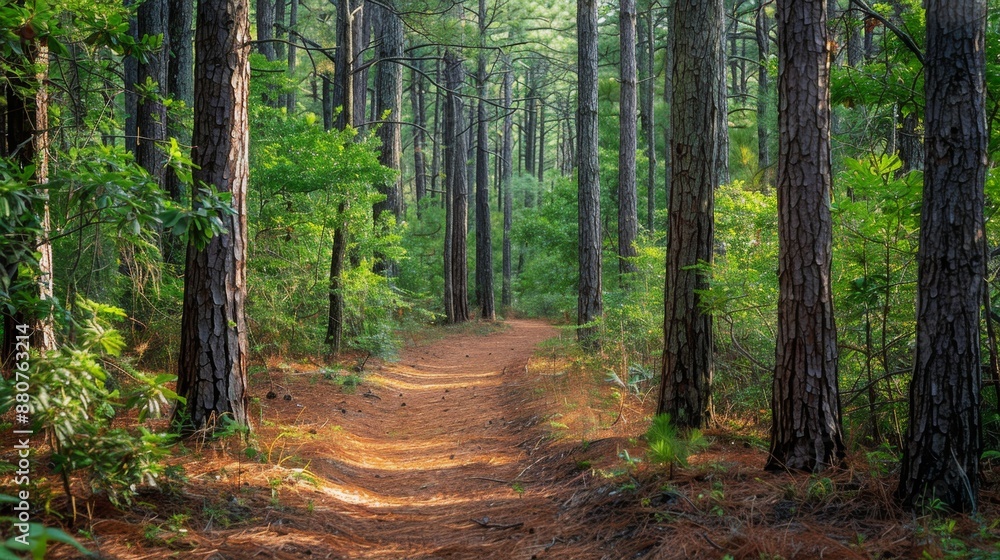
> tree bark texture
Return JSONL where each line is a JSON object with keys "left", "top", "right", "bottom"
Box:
{"left": 766, "top": 0, "right": 846, "bottom": 472}
{"left": 372, "top": 0, "right": 403, "bottom": 276}
{"left": 618, "top": 0, "right": 639, "bottom": 278}
{"left": 756, "top": 2, "right": 771, "bottom": 190}
{"left": 475, "top": 0, "right": 495, "bottom": 320}
{"left": 1, "top": 35, "right": 55, "bottom": 370}
{"left": 175, "top": 0, "right": 252, "bottom": 433}
{"left": 638, "top": 3, "right": 656, "bottom": 233}
{"left": 577, "top": 0, "right": 603, "bottom": 345}
{"left": 444, "top": 50, "right": 469, "bottom": 323}
{"left": 136, "top": 0, "right": 168, "bottom": 187}
{"left": 411, "top": 58, "right": 428, "bottom": 210}
{"left": 501, "top": 63, "right": 514, "bottom": 310}
{"left": 285, "top": 0, "right": 297, "bottom": 113}
{"left": 255, "top": 0, "right": 277, "bottom": 60}
{"left": 166, "top": 0, "right": 194, "bottom": 204}
{"left": 896, "top": 0, "right": 986, "bottom": 514}
{"left": 124, "top": 0, "right": 138, "bottom": 155}
{"left": 657, "top": 0, "right": 721, "bottom": 430}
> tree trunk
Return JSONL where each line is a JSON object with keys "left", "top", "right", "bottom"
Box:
{"left": 411, "top": 58, "right": 428, "bottom": 212}
{"left": 136, "top": 0, "right": 168, "bottom": 187}
{"left": 124, "top": 0, "right": 138, "bottom": 155}
{"left": 174, "top": 0, "right": 251, "bottom": 434}
{"left": 501, "top": 62, "right": 514, "bottom": 310}
{"left": 656, "top": 0, "right": 721, "bottom": 430}
{"left": 166, "top": 0, "right": 194, "bottom": 206}
{"left": 474, "top": 0, "right": 495, "bottom": 320}
{"left": 618, "top": 0, "right": 639, "bottom": 277}
{"left": 577, "top": 0, "right": 603, "bottom": 345}
{"left": 638, "top": 3, "right": 656, "bottom": 233}
{"left": 717, "top": 17, "right": 729, "bottom": 185}
{"left": 256, "top": 0, "right": 277, "bottom": 60}
{"left": 1, "top": 35, "right": 55, "bottom": 369}
{"left": 372, "top": 0, "right": 403, "bottom": 276}
{"left": 274, "top": 0, "right": 285, "bottom": 59}
{"left": 755, "top": 0, "right": 771, "bottom": 190}
{"left": 326, "top": 203, "right": 348, "bottom": 352}
{"left": 766, "top": 0, "right": 846, "bottom": 472}
{"left": 353, "top": 1, "right": 371, "bottom": 130}
{"left": 285, "top": 0, "right": 298, "bottom": 114}
{"left": 444, "top": 50, "right": 470, "bottom": 323}
{"left": 896, "top": 0, "right": 985, "bottom": 514}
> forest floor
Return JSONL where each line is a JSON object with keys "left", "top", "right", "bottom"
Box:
{"left": 42, "top": 319, "right": 1000, "bottom": 559}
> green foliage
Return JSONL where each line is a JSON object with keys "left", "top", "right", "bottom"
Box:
{"left": 0, "top": 496, "right": 91, "bottom": 560}
{"left": 0, "top": 299, "right": 178, "bottom": 507}
{"left": 247, "top": 108, "right": 404, "bottom": 356}
{"left": 645, "top": 413, "right": 710, "bottom": 473}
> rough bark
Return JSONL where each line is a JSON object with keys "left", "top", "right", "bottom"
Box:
{"left": 1, "top": 35, "right": 55, "bottom": 370}
{"left": 756, "top": 0, "right": 771, "bottom": 190}
{"left": 411, "top": 58, "right": 428, "bottom": 211}
{"left": 166, "top": 0, "right": 194, "bottom": 203}
{"left": 577, "top": 0, "right": 603, "bottom": 345}
{"left": 474, "top": 0, "right": 495, "bottom": 320}
{"left": 136, "top": 0, "right": 168, "bottom": 187}
{"left": 766, "top": 0, "right": 846, "bottom": 472}
{"left": 501, "top": 63, "right": 514, "bottom": 310}
{"left": 896, "top": 0, "right": 985, "bottom": 514}
{"left": 657, "top": 0, "right": 721, "bottom": 429}
{"left": 717, "top": 16, "right": 729, "bottom": 185}
{"left": 638, "top": 3, "right": 656, "bottom": 233}
{"left": 124, "top": 0, "right": 138, "bottom": 155}
{"left": 255, "top": 0, "right": 277, "bottom": 60}
{"left": 444, "top": 50, "right": 469, "bottom": 323}
{"left": 618, "top": 0, "right": 639, "bottom": 277}
{"left": 175, "top": 0, "right": 251, "bottom": 433}
{"left": 284, "top": 0, "right": 298, "bottom": 113}
{"left": 372, "top": 0, "right": 403, "bottom": 276}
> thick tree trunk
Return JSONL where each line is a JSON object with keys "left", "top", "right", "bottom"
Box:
{"left": 474, "top": 0, "right": 495, "bottom": 321}
{"left": 618, "top": 0, "right": 639, "bottom": 277}
{"left": 896, "top": 109, "right": 923, "bottom": 174}
{"left": 501, "top": 63, "right": 514, "bottom": 310}
{"left": 175, "top": 0, "right": 251, "bottom": 433}
{"left": 577, "top": 0, "right": 602, "bottom": 345}
{"left": 896, "top": 0, "right": 985, "bottom": 514}
{"left": 657, "top": 0, "right": 721, "bottom": 429}
{"left": 372, "top": 1, "right": 403, "bottom": 276}
{"left": 136, "top": 0, "right": 168, "bottom": 187}
{"left": 766, "top": 0, "right": 846, "bottom": 472}
{"left": 444, "top": 50, "right": 470, "bottom": 323}
{"left": 274, "top": 0, "right": 285, "bottom": 59}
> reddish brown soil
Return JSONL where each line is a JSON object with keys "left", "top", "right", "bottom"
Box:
{"left": 36, "top": 319, "right": 1000, "bottom": 559}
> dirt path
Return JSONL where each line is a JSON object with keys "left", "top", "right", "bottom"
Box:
{"left": 197, "top": 318, "right": 624, "bottom": 560}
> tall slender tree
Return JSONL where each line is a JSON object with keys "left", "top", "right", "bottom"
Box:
{"left": 475, "top": 0, "right": 495, "bottom": 320}
{"left": 135, "top": 0, "right": 168, "bottom": 186}
{"left": 618, "top": 0, "right": 638, "bottom": 277}
{"left": 444, "top": 50, "right": 470, "bottom": 323}
{"left": 372, "top": 0, "right": 403, "bottom": 276}
{"left": 766, "top": 0, "right": 845, "bottom": 471}
{"left": 501, "top": 61, "right": 514, "bottom": 310}
{"left": 174, "top": 0, "right": 252, "bottom": 432}
{"left": 657, "top": 0, "right": 722, "bottom": 429}
{"left": 896, "top": 0, "right": 986, "bottom": 513}
{"left": 577, "top": 0, "right": 602, "bottom": 344}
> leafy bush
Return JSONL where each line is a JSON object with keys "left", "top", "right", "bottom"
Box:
{"left": 0, "top": 298, "right": 178, "bottom": 507}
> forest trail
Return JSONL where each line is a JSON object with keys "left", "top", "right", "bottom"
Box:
{"left": 87, "top": 319, "right": 651, "bottom": 559}
{"left": 69, "top": 319, "right": 983, "bottom": 560}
